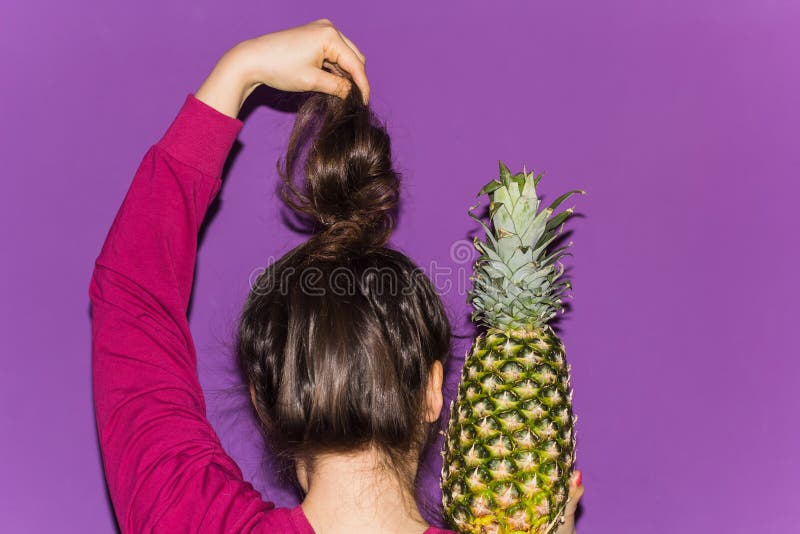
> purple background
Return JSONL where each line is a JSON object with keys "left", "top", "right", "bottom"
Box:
{"left": 2, "top": 1, "right": 799, "bottom": 532}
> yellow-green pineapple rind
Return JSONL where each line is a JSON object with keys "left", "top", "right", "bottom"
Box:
{"left": 441, "top": 328, "right": 576, "bottom": 534}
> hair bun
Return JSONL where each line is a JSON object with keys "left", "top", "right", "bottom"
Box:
{"left": 278, "top": 84, "right": 400, "bottom": 259}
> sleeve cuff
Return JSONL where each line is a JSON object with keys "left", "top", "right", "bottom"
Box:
{"left": 156, "top": 93, "right": 244, "bottom": 178}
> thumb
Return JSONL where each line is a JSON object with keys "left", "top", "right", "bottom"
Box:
{"left": 308, "top": 67, "right": 352, "bottom": 100}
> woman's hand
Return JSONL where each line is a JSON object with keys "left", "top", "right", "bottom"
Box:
{"left": 555, "top": 470, "right": 585, "bottom": 534}
{"left": 195, "top": 18, "right": 369, "bottom": 119}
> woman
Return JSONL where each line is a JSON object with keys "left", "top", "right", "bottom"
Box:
{"left": 89, "top": 19, "right": 584, "bottom": 533}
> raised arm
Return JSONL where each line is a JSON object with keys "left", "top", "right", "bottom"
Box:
{"left": 89, "top": 20, "right": 368, "bottom": 532}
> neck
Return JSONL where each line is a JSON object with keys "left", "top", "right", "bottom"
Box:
{"left": 299, "top": 448, "right": 429, "bottom": 534}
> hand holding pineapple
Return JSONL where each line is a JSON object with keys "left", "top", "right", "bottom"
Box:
{"left": 553, "top": 471, "right": 584, "bottom": 534}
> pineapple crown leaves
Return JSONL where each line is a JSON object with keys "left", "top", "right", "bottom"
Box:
{"left": 468, "top": 160, "right": 584, "bottom": 331}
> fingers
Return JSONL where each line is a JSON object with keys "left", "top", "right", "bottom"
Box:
{"left": 313, "top": 19, "right": 366, "bottom": 64}
{"left": 337, "top": 29, "right": 366, "bottom": 64}
{"left": 309, "top": 67, "right": 354, "bottom": 102}
{"left": 564, "top": 470, "right": 584, "bottom": 516}
{"left": 318, "top": 23, "right": 370, "bottom": 104}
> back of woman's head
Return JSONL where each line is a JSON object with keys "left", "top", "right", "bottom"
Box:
{"left": 236, "top": 80, "right": 452, "bottom": 481}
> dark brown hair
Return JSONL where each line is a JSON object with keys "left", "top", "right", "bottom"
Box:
{"left": 236, "top": 79, "right": 452, "bottom": 490}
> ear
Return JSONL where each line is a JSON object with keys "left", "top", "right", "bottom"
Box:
{"left": 295, "top": 458, "right": 310, "bottom": 495}
{"left": 424, "top": 360, "right": 444, "bottom": 424}
{"left": 249, "top": 383, "right": 257, "bottom": 410}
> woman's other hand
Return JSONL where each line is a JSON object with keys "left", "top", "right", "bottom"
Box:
{"left": 195, "top": 18, "right": 369, "bottom": 119}
{"left": 555, "top": 470, "right": 585, "bottom": 534}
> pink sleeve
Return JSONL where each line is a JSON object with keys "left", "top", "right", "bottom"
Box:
{"left": 89, "top": 94, "right": 278, "bottom": 533}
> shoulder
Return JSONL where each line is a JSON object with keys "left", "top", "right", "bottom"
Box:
{"left": 244, "top": 505, "right": 304, "bottom": 533}
{"left": 249, "top": 505, "right": 313, "bottom": 533}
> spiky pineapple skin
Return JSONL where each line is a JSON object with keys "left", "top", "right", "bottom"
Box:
{"left": 441, "top": 327, "right": 576, "bottom": 534}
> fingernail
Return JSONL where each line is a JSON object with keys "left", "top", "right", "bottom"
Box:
{"left": 574, "top": 470, "right": 582, "bottom": 486}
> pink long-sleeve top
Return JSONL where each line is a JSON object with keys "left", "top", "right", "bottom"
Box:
{"left": 89, "top": 93, "right": 456, "bottom": 533}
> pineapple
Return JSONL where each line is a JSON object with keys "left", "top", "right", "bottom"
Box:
{"left": 440, "top": 162, "right": 584, "bottom": 534}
